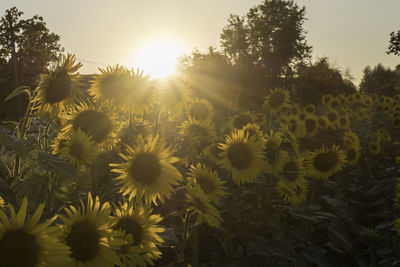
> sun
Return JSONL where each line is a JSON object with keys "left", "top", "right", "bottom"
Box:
{"left": 133, "top": 37, "right": 185, "bottom": 79}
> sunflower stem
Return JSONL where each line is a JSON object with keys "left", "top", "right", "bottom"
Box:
{"left": 192, "top": 224, "right": 199, "bottom": 267}
{"left": 178, "top": 211, "right": 190, "bottom": 263}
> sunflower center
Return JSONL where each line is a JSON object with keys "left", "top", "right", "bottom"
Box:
{"left": 129, "top": 153, "right": 161, "bottom": 185}
{"left": 197, "top": 175, "right": 215, "bottom": 194}
{"left": 70, "top": 140, "right": 84, "bottom": 160}
{"left": 73, "top": 110, "right": 112, "bottom": 143}
{"left": 327, "top": 112, "right": 338, "bottom": 122}
{"left": 190, "top": 103, "right": 209, "bottom": 121}
{"left": 45, "top": 70, "right": 72, "bottom": 104}
{"left": 116, "top": 217, "right": 143, "bottom": 246}
{"left": 268, "top": 91, "right": 286, "bottom": 108}
{"left": 0, "top": 230, "right": 40, "bottom": 267}
{"left": 192, "top": 196, "right": 207, "bottom": 213}
{"left": 282, "top": 161, "right": 300, "bottom": 182}
{"left": 232, "top": 115, "right": 253, "bottom": 129}
{"left": 100, "top": 75, "right": 127, "bottom": 99}
{"left": 227, "top": 142, "right": 253, "bottom": 170}
{"left": 305, "top": 118, "right": 317, "bottom": 134}
{"left": 312, "top": 151, "right": 339, "bottom": 172}
{"left": 66, "top": 220, "right": 100, "bottom": 262}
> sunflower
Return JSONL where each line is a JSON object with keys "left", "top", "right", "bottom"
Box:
{"left": 53, "top": 129, "right": 99, "bottom": 167}
{"left": 119, "top": 119, "right": 152, "bottom": 149}
{"left": 306, "top": 145, "right": 346, "bottom": 179}
{"left": 347, "top": 94, "right": 355, "bottom": 104}
{"left": 345, "top": 146, "right": 360, "bottom": 166}
{"left": 125, "top": 68, "right": 156, "bottom": 114}
{"left": 58, "top": 193, "right": 121, "bottom": 266}
{"left": 343, "top": 131, "right": 360, "bottom": 149}
{"left": 186, "top": 98, "right": 214, "bottom": 122}
{"left": 326, "top": 109, "right": 339, "bottom": 127}
{"left": 304, "top": 104, "right": 316, "bottom": 114}
{"left": 275, "top": 179, "right": 308, "bottom": 205}
{"left": 230, "top": 112, "right": 255, "bottom": 129}
{"left": 338, "top": 94, "right": 347, "bottom": 105}
{"left": 317, "top": 116, "right": 328, "bottom": 128}
{"left": 338, "top": 114, "right": 350, "bottom": 129}
{"left": 113, "top": 202, "right": 164, "bottom": 266}
{"left": 33, "top": 54, "right": 82, "bottom": 115}
{"left": 280, "top": 125, "right": 300, "bottom": 155}
{"left": 62, "top": 101, "right": 119, "bottom": 148}
{"left": 159, "top": 77, "right": 188, "bottom": 118}
{"left": 204, "top": 140, "right": 223, "bottom": 164}
{"left": 362, "top": 95, "right": 373, "bottom": 106}
{"left": 368, "top": 141, "right": 381, "bottom": 155}
{"left": 263, "top": 88, "right": 290, "bottom": 112}
{"left": 178, "top": 118, "right": 216, "bottom": 146}
{"left": 281, "top": 114, "right": 306, "bottom": 138}
{"left": 304, "top": 115, "right": 319, "bottom": 136}
{"left": 185, "top": 184, "right": 222, "bottom": 227}
{"left": 112, "top": 135, "right": 182, "bottom": 204}
{"left": 321, "top": 94, "right": 333, "bottom": 106}
{"left": 277, "top": 155, "right": 305, "bottom": 187}
{"left": 187, "top": 163, "right": 226, "bottom": 203}
{"left": 218, "top": 130, "right": 264, "bottom": 185}
{"left": 242, "top": 123, "right": 265, "bottom": 145}
{"left": 89, "top": 65, "right": 130, "bottom": 107}
{"left": 329, "top": 97, "right": 341, "bottom": 110}
{"left": 0, "top": 198, "right": 69, "bottom": 267}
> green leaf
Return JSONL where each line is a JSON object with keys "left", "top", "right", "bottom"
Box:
{"left": 37, "top": 151, "right": 79, "bottom": 180}
{"left": 5, "top": 86, "right": 31, "bottom": 102}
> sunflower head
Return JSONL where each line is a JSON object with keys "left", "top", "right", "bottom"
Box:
{"left": 218, "top": 130, "right": 264, "bottom": 185}
{"left": 345, "top": 146, "right": 360, "bottom": 166}
{"left": 321, "top": 94, "right": 333, "bottom": 106}
{"left": 0, "top": 198, "right": 69, "bottom": 267}
{"left": 112, "top": 136, "right": 182, "bottom": 204}
{"left": 242, "top": 123, "right": 265, "bottom": 145}
{"left": 185, "top": 184, "right": 222, "bottom": 227}
{"left": 59, "top": 193, "right": 121, "bottom": 266}
{"left": 188, "top": 163, "right": 226, "bottom": 203}
{"left": 186, "top": 98, "right": 214, "bottom": 122}
{"left": 368, "top": 141, "right": 381, "bottom": 155}
{"left": 304, "top": 115, "right": 319, "bottom": 136}
{"left": 329, "top": 97, "right": 341, "bottom": 109}
{"left": 304, "top": 104, "right": 316, "bottom": 114}
{"left": 326, "top": 110, "right": 339, "bottom": 126}
{"left": 230, "top": 112, "right": 255, "bottom": 129}
{"left": 343, "top": 131, "right": 360, "bottom": 149}
{"left": 276, "top": 180, "right": 308, "bottom": 205}
{"left": 306, "top": 145, "right": 346, "bottom": 179}
{"left": 318, "top": 116, "right": 328, "bottom": 128}
{"left": 263, "top": 88, "right": 290, "bottom": 112}
{"left": 278, "top": 155, "right": 305, "bottom": 186}
{"left": 338, "top": 115, "right": 350, "bottom": 129}
{"left": 34, "top": 53, "right": 82, "bottom": 114}
{"left": 119, "top": 119, "right": 152, "bottom": 148}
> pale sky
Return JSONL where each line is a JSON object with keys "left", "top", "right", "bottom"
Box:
{"left": 0, "top": 0, "right": 399, "bottom": 84}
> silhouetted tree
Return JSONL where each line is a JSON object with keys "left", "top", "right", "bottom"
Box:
{"left": 220, "top": 0, "right": 311, "bottom": 91}
{"left": 293, "top": 58, "right": 356, "bottom": 105}
{"left": 359, "top": 64, "right": 400, "bottom": 96}
{"left": 387, "top": 30, "right": 400, "bottom": 56}
{"left": 0, "top": 7, "right": 63, "bottom": 119}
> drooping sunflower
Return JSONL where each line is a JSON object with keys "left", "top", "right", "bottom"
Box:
{"left": 304, "top": 104, "right": 316, "bottom": 114}
{"left": 187, "top": 163, "right": 227, "bottom": 203}
{"left": 112, "top": 136, "right": 182, "bottom": 204}
{"left": 242, "top": 123, "right": 265, "bottom": 145}
{"left": 304, "top": 115, "right": 319, "bottom": 136}
{"left": 53, "top": 129, "right": 99, "bottom": 167}
{"left": 113, "top": 202, "right": 164, "bottom": 267}
{"left": 89, "top": 65, "right": 130, "bottom": 107}
{"left": 263, "top": 88, "right": 290, "bottom": 112}
{"left": 0, "top": 198, "right": 69, "bottom": 267}
{"left": 343, "top": 131, "right": 360, "bottom": 149}
{"left": 275, "top": 179, "right": 308, "bottom": 205}
{"left": 277, "top": 155, "right": 305, "bottom": 187}
{"left": 306, "top": 145, "right": 347, "bottom": 179}
{"left": 58, "top": 193, "right": 121, "bottom": 266}
{"left": 34, "top": 54, "right": 82, "bottom": 115}
{"left": 186, "top": 98, "right": 214, "bottom": 122}
{"left": 230, "top": 112, "right": 255, "bottom": 129}
{"left": 218, "top": 130, "right": 264, "bottom": 185}
{"left": 62, "top": 101, "right": 119, "bottom": 148}
{"left": 185, "top": 184, "right": 222, "bottom": 227}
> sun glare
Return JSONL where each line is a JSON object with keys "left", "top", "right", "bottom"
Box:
{"left": 133, "top": 38, "right": 185, "bottom": 79}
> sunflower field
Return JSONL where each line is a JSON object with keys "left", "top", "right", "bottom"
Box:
{"left": 0, "top": 53, "right": 400, "bottom": 266}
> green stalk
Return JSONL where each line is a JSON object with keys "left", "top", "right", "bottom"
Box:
{"left": 178, "top": 211, "right": 191, "bottom": 263}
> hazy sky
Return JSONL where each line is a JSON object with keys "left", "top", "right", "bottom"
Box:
{"left": 0, "top": 0, "right": 399, "bottom": 84}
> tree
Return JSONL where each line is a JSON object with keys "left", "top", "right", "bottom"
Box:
{"left": 359, "top": 64, "right": 400, "bottom": 96}
{"left": 220, "top": 0, "right": 311, "bottom": 91}
{"left": 0, "top": 7, "right": 63, "bottom": 119}
{"left": 293, "top": 58, "right": 356, "bottom": 105}
{"left": 387, "top": 30, "right": 400, "bottom": 56}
